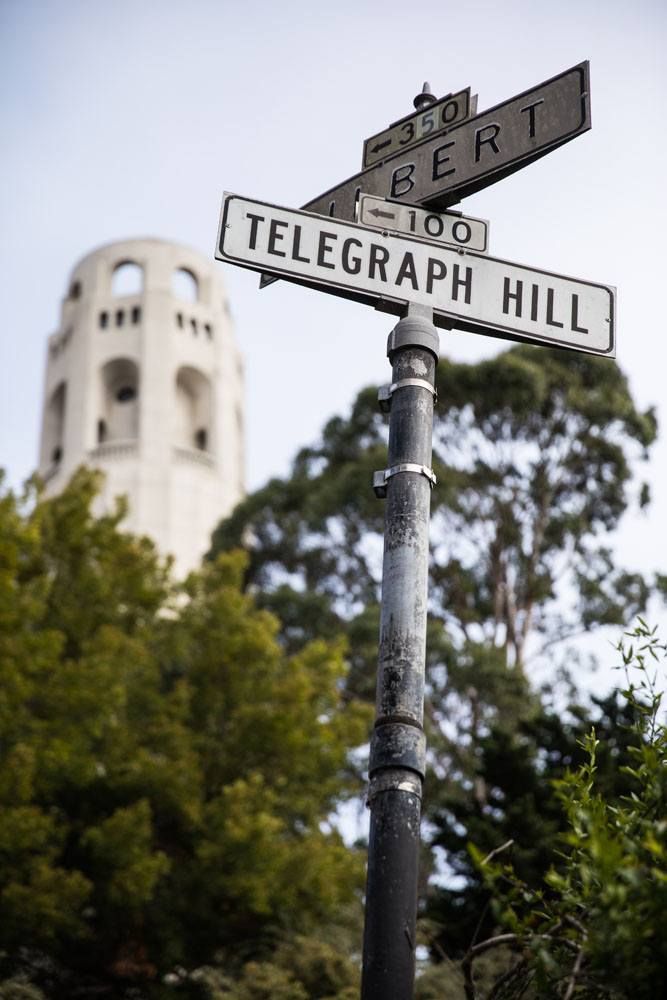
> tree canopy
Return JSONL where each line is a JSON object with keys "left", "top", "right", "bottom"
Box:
{"left": 0, "top": 469, "right": 369, "bottom": 998}
{"left": 209, "top": 345, "right": 659, "bottom": 955}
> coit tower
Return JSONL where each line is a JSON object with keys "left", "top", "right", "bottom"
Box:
{"left": 38, "top": 238, "right": 245, "bottom": 576}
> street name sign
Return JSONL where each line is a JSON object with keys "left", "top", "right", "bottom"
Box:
{"left": 362, "top": 88, "right": 471, "bottom": 168}
{"left": 358, "top": 194, "right": 489, "bottom": 254}
{"left": 217, "top": 194, "right": 614, "bottom": 357}
{"left": 260, "top": 62, "right": 590, "bottom": 289}
{"left": 304, "top": 62, "right": 590, "bottom": 221}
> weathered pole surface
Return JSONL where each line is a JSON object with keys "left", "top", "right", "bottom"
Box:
{"left": 361, "top": 304, "right": 439, "bottom": 1000}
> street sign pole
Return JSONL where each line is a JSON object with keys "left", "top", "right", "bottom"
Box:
{"left": 361, "top": 305, "right": 439, "bottom": 1000}
{"left": 214, "top": 63, "right": 609, "bottom": 1000}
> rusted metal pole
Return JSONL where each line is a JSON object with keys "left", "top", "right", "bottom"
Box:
{"left": 361, "top": 305, "right": 439, "bottom": 1000}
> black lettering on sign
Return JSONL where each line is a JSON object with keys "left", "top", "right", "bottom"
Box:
{"left": 342, "top": 237, "right": 362, "bottom": 275}
{"left": 503, "top": 277, "right": 523, "bottom": 317}
{"left": 571, "top": 294, "right": 588, "bottom": 333}
{"left": 441, "top": 98, "right": 460, "bottom": 124}
{"left": 368, "top": 244, "right": 390, "bottom": 282}
{"left": 267, "top": 219, "right": 288, "bottom": 257}
{"left": 291, "top": 225, "right": 310, "bottom": 264}
{"left": 399, "top": 121, "right": 415, "bottom": 146}
{"left": 452, "top": 220, "right": 472, "bottom": 245}
{"left": 246, "top": 213, "right": 265, "bottom": 250}
{"left": 546, "top": 288, "right": 563, "bottom": 328}
{"left": 531, "top": 284, "right": 539, "bottom": 322}
{"left": 426, "top": 258, "right": 447, "bottom": 295}
{"left": 475, "top": 123, "right": 501, "bottom": 162}
{"left": 425, "top": 214, "right": 445, "bottom": 237}
{"left": 395, "top": 252, "right": 419, "bottom": 290}
{"left": 452, "top": 264, "right": 472, "bottom": 304}
{"left": 520, "top": 99, "right": 544, "bottom": 139}
{"left": 432, "top": 140, "right": 456, "bottom": 181}
{"left": 317, "top": 231, "right": 338, "bottom": 269}
{"left": 391, "top": 162, "right": 416, "bottom": 198}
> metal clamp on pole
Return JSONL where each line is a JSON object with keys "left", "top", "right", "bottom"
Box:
{"left": 369, "top": 721, "right": 427, "bottom": 781}
{"left": 377, "top": 378, "right": 437, "bottom": 413}
{"left": 373, "top": 462, "right": 437, "bottom": 499}
{"left": 387, "top": 315, "right": 440, "bottom": 361}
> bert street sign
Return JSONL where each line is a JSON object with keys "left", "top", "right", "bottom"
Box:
{"left": 217, "top": 194, "right": 614, "bottom": 357}
{"left": 362, "top": 88, "right": 471, "bottom": 169}
{"left": 307, "top": 62, "right": 589, "bottom": 220}
{"left": 260, "top": 62, "right": 589, "bottom": 289}
{"left": 358, "top": 195, "right": 489, "bottom": 254}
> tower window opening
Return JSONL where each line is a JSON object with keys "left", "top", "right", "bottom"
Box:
{"left": 174, "top": 366, "right": 211, "bottom": 455}
{"left": 101, "top": 358, "right": 139, "bottom": 441}
{"left": 116, "top": 385, "right": 137, "bottom": 403}
{"left": 97, "top": 419, "right": 107, "bottom": 443}
{"left": 116, "top": 309, "right": 124, "bottom": 327}
{"left": 111, "top": 261, "right": 143, "bottom": 297}
{"left": 69, "top": 280, "right": 82, "bottom": 300}
{"left": 176, "top": 312, "right": 183, "bottom": 328}
{"left": 172, "top": 267, "right": 198, "bottom": 303}
{"left": 131, "top": 306, "right": 141, "bottom": 324}
{"left": 191, "top": 318, "right": 198, "bottom": 335}
{"left": 100, "top": 311, "right": 109, "bottom": 329}
{"left": 204, "top": 323, "right": 213, "bottom": 339}
{"left": 42, "top": 381, "right": 67, "bottom": 473}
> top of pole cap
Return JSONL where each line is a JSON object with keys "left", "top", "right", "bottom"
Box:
{"left": 413, "top": 82, "right": 437, "bottom": 110}
{"left": 387, "top": 315, "right": 440, "bottom": 361}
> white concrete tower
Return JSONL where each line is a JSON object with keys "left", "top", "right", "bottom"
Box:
{"left": 38, "top": 238, "right": 245, "bottom": 576}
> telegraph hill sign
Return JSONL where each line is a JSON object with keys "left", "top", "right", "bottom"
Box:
{"left": 216, "top": 194, "right": 614, "bottom": 356}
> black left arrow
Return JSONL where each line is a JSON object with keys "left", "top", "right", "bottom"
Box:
{"left": 368, "top": 207, "right": 396, "bottom": 220}
{"left": 371, "top": 138, "right": 392, "bottom": 154}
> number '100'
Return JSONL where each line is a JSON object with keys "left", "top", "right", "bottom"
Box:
{"left": 408, "top": 210, "right": 473, "bottom": 245}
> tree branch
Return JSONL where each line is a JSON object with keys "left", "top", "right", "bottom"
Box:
{"left": 481, "top": 839, "right": 514, "bottom": 867}
{"left": 563, "top": 944, "right": 585, "bottom": 1000}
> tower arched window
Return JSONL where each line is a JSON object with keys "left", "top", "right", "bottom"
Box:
{"left": 100, "top": 358, "right": 140, "bottom": 441}
{"left": 111, "top": 260, "right": 143, "bottom": 297}
{"left": 174, "top": 366, "right": 212, "bottom": 453}
{"left": 43, "top": 381, "right": 67, "bottom": 469}
{"left": 171, "top": 268, "right": 198, "bottom": 303}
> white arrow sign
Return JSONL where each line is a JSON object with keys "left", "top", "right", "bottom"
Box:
{"left": 216, "top": 194, "right": 615, "bottom": 357}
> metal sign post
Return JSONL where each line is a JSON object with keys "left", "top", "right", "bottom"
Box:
{"left": 214, "top": 64, "right": 610, "bottom": 1000}
{"left": 361, "top": 306, "right": 439, "bottom": 999}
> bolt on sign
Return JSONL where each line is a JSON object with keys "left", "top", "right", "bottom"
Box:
{"left": 216, "top": 194, "right": 615, "bottom": 357}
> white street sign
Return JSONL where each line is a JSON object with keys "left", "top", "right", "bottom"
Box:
{"left": 217, "top": 194, "right": 615, "bottom": 357}
{"left": 358, "top": 195, "right": 489, "bottom": 253}
{"left": 362, "top": 88, "right": 471, "bottom": 168}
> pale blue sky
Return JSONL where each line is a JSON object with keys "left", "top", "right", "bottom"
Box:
{"left": 2, "top": 0, "right": 666, "bottom": 658}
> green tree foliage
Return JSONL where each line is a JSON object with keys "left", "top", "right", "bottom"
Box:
{"left": 208, "top": 346, "right": 658, "bottom": 955}
{"left": 0, "top": 469, "right": 369, "bottom": 997}
{"left": 467, "top": 621, "right": 667, "bottom": 1000}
